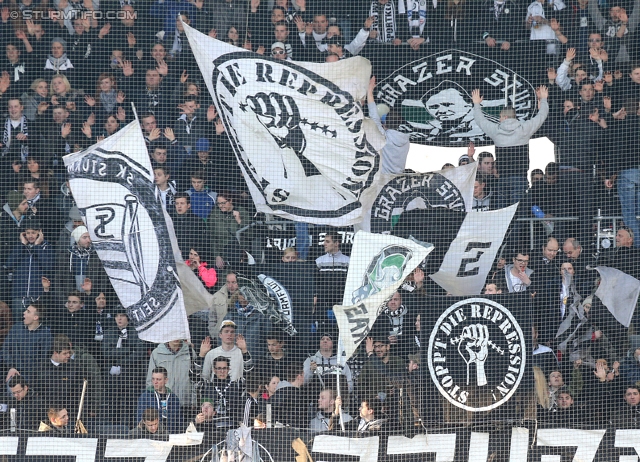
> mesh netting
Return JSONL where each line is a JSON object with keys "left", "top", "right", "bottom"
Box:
{"left": 1, "top": 0, "right": 640, "bottom": 460}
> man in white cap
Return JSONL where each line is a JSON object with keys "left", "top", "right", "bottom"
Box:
{"left": 201, "top": 320, "right": 253, "bottom": 382}
{"left": 270, "top": 42, "right": 291, "bottom": 61}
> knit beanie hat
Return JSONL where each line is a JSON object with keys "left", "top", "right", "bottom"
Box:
{"left": 71, "top": 226, "right": 88, "bottom": 243}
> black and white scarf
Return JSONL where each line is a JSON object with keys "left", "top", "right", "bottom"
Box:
{"left": 383, "top": 304, "right": 408, "bottom": 336}
{"left": 171, "top": 29, "right": 183, "bottom": 56}
{"left": 9, "top": 61, "right": 26, "bottom": 82}
{"left": 493, "top": 0, "right": 506, "bottom": 20}
{"left": 370, "top": 0, "right": 397, "bottom": 43}
{"left": 398, "top": 0, "right": 428, "bottom": 37}
{"left": 45, "top": 53, "right": 74, "bottom": 72}
{"left": 3, "top": 116, "right": 28, "bottom": 159}
{"left": 116, "top": 328, "right": 128, "bottom": 348}
{"left": 211, "top": 379, "right": 234, "bottom": 415}
{"left": 100, "top": 90, "right": 118, "bottom": 114}
{"left": 146, "top": 87, "right": 160, "bottom": 109}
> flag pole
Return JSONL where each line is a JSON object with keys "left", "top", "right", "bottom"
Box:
{"left": 130, "top": 102, "right": 139, "bottom": 123}
{"left": 336, "top": 337, "right": 346, "bottom": 432}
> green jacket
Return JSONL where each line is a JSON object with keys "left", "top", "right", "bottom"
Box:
{"left": 206, "top": 206, "right": 249, "bottom": 260}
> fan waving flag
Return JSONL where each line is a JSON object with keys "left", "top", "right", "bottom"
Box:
{"left": 334, "top": 231, "right": 433, "bottom": 361}
{"left": 63, "top": 120, "right": 190, "bottom": 343}
{"left": 182, "top": 23, "right": 385, "bottom": 226}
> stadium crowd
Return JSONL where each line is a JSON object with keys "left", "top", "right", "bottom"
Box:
{"left": 1, "top": 0, "right": 640, "bottom": 438}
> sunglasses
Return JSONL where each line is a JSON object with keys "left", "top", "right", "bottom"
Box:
{"left": 272, "top": 49, "right": 285, "bottom": 56}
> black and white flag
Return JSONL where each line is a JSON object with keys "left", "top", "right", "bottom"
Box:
{"left": 594, "top": 266, "right": 640, "bottom": 328}
{"left": 334, "top": 231, "right": 433, "bottom": 361}
{"left": 391, "top": 203, "right": 517, "bottom": 296}
{"left": 422, "top": 295, "right": 532, "bottom": 413}
{"left": 376, "top": 49, "right": 537, "bottom": 146}
{"left": 64, "top": 120, "right": 191, "bottom": 343}
{"left": 359, "top": 162, "right": 477, "bottom": 233}
{"left": 183, "top": 23, "right": 385, "bottom": 226}
{"left": 429, "top": 204, "right": 517, "bottom": 295}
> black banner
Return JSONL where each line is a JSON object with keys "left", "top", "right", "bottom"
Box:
{"left": 262, "top": 225, "right": 355, "bottom": 261}
{"left": 376, "top": 49, "right": 536, "bottom": 147}
{"left": 420, "top": 294, "right": 534, "bottom": 415}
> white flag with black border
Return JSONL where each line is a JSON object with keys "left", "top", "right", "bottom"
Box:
{"left": 64, "top": 120, "right": 192, "bottom": 343}
{"left": 183, "top": 23, "right": 385, "bottom": 226}
{"left": 334, "top": 231, "right": 433, "bottom": 362}
{"left": 429, "top": 204, "right": 518, "bottom": 295}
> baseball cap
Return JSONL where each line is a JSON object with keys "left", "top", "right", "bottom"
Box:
{"left": 271, "top": 41, "right": 286, "bottom": 51}
{"left": 68, "top": 206, "right": 83, "bottom": 221}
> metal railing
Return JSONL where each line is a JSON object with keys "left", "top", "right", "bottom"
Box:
{"left": 516, "top": 210, "right": 624, "bottom": 250}
{"left": 238, "top": 214, "right": 627, "bottom": 261}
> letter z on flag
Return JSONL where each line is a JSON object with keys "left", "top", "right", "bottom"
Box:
{"left": 334, "top": 231, "right": 433, "bottom": 361}
{"left": 182, "top": 23, "right": 385, "bottom": 226}
{"left": 64, "top": 120, "right": 190, "bottom": 343}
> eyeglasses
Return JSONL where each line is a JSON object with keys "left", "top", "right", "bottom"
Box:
{"left": 217, "top": 200, "right": 229, "bottom": 205}
{"left": 514, "top": 258, "right": 529, "bottom": 263}
{"left": 272, "top": 50, "right": 285, "bottom": 56}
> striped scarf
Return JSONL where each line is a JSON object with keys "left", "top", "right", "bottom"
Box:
{"left": 370, "top": 0, "right": 397, "bottom": 42}
{"left": 3, "top": 116, "right": 28, "bottom": 160}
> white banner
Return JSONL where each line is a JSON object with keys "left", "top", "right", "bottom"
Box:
{"left": 334, "top": 231, "right": 433, "bottom": 361}
{"left": 183, "top": 23, "right": 385, "bottom": 226}
{"left": 429, "top": 204, "right": 517, "bottom": 296}
{"left": 64, "top": 120, "right": 190, "bottom": 343}
{"left": 359, "top": 162, "right": 477, "bottom": 233}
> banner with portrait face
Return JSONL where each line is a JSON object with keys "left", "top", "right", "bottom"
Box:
{"left": 375, "top": 50, "right": 537, "bottom": 146}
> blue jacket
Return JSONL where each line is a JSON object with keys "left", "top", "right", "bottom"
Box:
{"left": 136, "top": 387, "right": 184, "bottom": 434}
{"left": 1, "top": 323, "right": 51, "bottom": 383}
{"left": 7, "top": 241, "right": 54, "bottom": 300}
{"left": 186, "top": 188, "right": 216, "bottom": 220}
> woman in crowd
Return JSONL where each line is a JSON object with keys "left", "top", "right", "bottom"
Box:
{"left": 21, "top": 79, "right": 50, "bottom": 121}
{"left": 187, "top": 246, "right": 218, "bottom": 291}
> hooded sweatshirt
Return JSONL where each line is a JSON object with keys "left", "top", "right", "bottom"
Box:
{"left": 147, "top": 342, "right": 196, "bottom": 407}
{"left": 473, "top": 100, "right": 549, "bottom": 177}
{"left": 368, "top": 102, "right": 410, "bottom": 174}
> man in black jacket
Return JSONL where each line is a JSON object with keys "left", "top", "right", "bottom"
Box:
{"left": 34, "top": 334, "right": 83, "bottom": 419}
{"left": 201, "top": 356, "right": 244, "bottom": 426}
{"left": 2, "top": 375, "right": 44, "bottom": 430}
{"left": 169, "top": 193, "right": 204, "bottom": 260}
{"left": 271, "top": 363, "right": 309, "bottom": 428}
